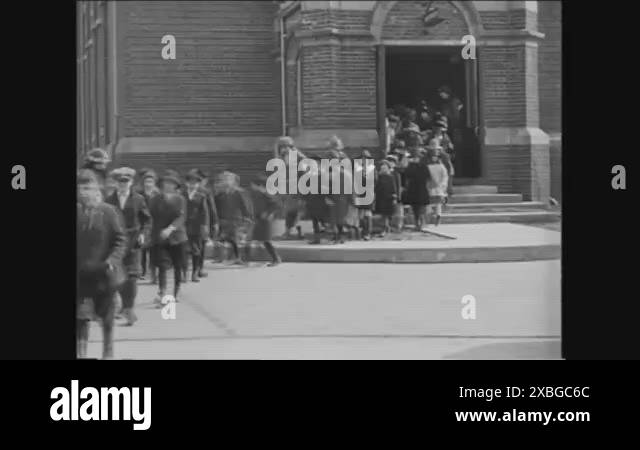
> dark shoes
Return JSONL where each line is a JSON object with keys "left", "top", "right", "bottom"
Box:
{"left": 191, "top": 272, "right": 200, "bottom": 282}
{"left": 267, "top": 257, "right": 282, "bottom": 267}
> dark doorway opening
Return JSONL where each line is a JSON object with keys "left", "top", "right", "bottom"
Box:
{"left": 384, "top": 46, "right": 481, "bottom": 179}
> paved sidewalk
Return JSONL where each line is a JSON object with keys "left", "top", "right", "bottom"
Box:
{"left": 87, "top": 260, "right": 561, "bottom": 359}
{"left": 208, "top": 223, "right": 562, "bottom": 263}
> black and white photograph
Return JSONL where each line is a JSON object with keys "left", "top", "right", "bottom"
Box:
{"left": 76, "top": 0, "right": 562, "bottom": 360}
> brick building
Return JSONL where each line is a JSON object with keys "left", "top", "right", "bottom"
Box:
{"left": 77, "top": 1, "right": 561, "bottom": 202}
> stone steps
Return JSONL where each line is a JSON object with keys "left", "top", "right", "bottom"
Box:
{"left": 451, "top": 185, "right": 498, "bottom": 194}
{"left": 444, "top": 202, "right": 547, "bottom": 213}
{"left": 449, "top": 193, "right": 524, "bottom": 203}
{"left": 438, "top": 211, "right": 560, "bottom": 224}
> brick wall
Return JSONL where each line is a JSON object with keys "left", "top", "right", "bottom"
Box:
{"left": 479, "top": 10, "right": 536, "bottom": 32}
{"left": 299, "top": 9, "right": 372, "bottom": 33}
{"left": 538, "top": 1, "right": 561, "bottom": 134}
{"left": 480, "top": 46, "right": 538, "bottom": 128}
{"left": 114, "top": 151, "right": 273, "bottom": 188}
{"left": 538, "top": 1, "right": 561, "bottom": 202}
{"left": 335, "top": 46, "right": 377, "bottom": 129}
{"left": 121, "top": 1, "right": 280, "bottom": 137}
{"left": 484, "top": 144, "right": 549, "bottom": 201}
{"left": 301, "top": 44, "right": 338, "bottom": 127}
{"left": 550, "top": 138, "right": 561, "bottom": 202}
{"left": 286, "top": 62, "right": 298, "bottom": 131}
{"left": 382, "top": 0, "right": 468, "bottom": 40}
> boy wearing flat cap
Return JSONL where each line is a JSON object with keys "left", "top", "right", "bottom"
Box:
{"left": 77, "top": 169, "right": 127, "bottom": 359}
{"left": 139, "top": 169, "right": 159, "bottom": 283}
{"left": 105, "top": 167, "right": 151, "bottom": 326}
{"left": 148, "top": 170, "right": 188, "bottom": 303}
{"left": 183, "top": 169, "right": 210, "bottom": 282}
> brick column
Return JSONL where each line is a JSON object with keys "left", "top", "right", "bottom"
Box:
{"left": 478, "top": 3, "right": 550, "bottom": 202}
{"left": 288, "top": 3, "right": 379, "bottom": 153}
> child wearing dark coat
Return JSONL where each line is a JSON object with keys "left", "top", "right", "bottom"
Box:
{"left": 247, "top": 174, "right": 282, "bottom": 266}
{"left": 214, "top": 171, "right": 253, "bottom": 264}
{"left": 375, "top": 161, "right": 397, "bottom": 236}
{"left": 138, "top": 169, "right": 159, "bottom": 284}
{"left": 148, "top": 170, "right": 189, "bottom": 303}
{"left": 305, "top": 162, "right": 330, "bottom": 245}
{"left": 105, "top": 167, "right": 151, "bottom": 326}
{"left": 184, "top": 169, "right": 210, "bottom": 282}
{"left": 77, "top": 169, "right": 127, "bottom": 359}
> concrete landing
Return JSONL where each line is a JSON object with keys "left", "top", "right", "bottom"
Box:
{"left": 206, "top": 223, "right": 561, "bottom": 263}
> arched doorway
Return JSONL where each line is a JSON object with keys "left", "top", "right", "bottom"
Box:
{"left": 372, "top": 0, "right": 483, "bottom": 179}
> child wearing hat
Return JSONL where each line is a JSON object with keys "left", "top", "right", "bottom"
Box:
{"left": 375, "top": 160, "right": 397, "bottom": 236}
{"left": 247, "top": 174, "right": 282, "bottom": 266}
{"left": 139, "top": 169, "right": 159, "bottom": 283}
{"left": 104, "top": 167, "right": 151, "bottom": 326}
{"left": 429, "top": 127, "right": 455, "bottom": 199}
{"left": 425, "top": 144, "right": 450, "bottom": 227}
{"left": 183, "top": 169, "right": 211, "bottom": 282}
{"left": 81, "top": 148, "right": 111, "bottom": 198}
{"left": 277, "top": 136, "right": 306, "bottom": 239}
{"left": 77, "top": 169, "right": 127, "bottom": 358}
{"left": 147, "top": 170, "right": 189, "bottom": 303}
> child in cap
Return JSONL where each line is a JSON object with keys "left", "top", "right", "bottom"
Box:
{"left": 104, "top": 167, "right": 151, "bottom": 326}
{"left": 139, "top": 169, "right": 159, "bottom": 283}
{"left": 183, "top": 169, "right": 210, "bottom": 282}
{"left": 147, "top": 170, "right": 189, "bottom": 304}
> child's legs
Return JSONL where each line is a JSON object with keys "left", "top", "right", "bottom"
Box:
{"left": 119, "top": 276, "right": 137, "bottom": 310}
{"left": 285, "top": 208, "right": 299, "bottom": 230}
{"left": 412, "top": 205, "right": 422, "bottom": 228}
{"left": 155, "top": 244, "right": 169, "bottom": 295}
{"left": 169, "top": 243, "right": 186, "bottom": 296}
{"left": 188, "top": 235, "right": 201, "bottom": 274}
{"left": 312, "top": 217, "right": 321, "bottom": 235}
{"left": 263, "top": 241, "right": 280, "bottom": 262}
{"left": 141, "top": 249, "right": 148, "bottom": 276}
{"left": 76, "top": 319, "right": 89, "bottom": 358}
{"left": 384, "top": 215, "right": 391, "bottom": 231}
{"left": 94, "top": 291, "right": 116, "bottom": 358}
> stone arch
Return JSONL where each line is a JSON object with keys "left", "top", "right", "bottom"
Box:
{"left": 370, "top": 1, "right": 484, "bottom": 43}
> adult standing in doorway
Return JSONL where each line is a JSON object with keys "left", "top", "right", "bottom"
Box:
{"left": 436, "top": 85, "right": 464, "bottom": 172}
